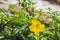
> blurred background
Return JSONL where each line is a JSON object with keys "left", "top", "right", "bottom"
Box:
{"left": 0, "top": 0, "right": 60, "bottom": 12}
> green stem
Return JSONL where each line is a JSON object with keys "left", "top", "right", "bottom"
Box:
{"left": 35, "top": 35, "right": 40, "bottom": 40}
{"left": 52, "top": 14, "right": 58, "bottom": 40}
{"left": 37, "top": 37, "right": 40, "bottom": 40}
{"left": 55, "top": 24, "right": 58, "bottom": 40}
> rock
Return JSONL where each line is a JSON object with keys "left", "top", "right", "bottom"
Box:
{"left": 57, "top": 0, "right": 60, "bottom": 4}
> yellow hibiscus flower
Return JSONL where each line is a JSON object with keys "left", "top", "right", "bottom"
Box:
{"left": 29, "top": 19, "right": 45, "bottom": 35}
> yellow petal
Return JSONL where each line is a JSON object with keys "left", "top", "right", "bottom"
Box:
{"left": 31, "top": 20, "right": 41, "bottom": 25}
{"left": 29, "top": 25, "right": 36, "bottom": 32}
{"left": 29, "top": 19, "right": 45, "bottom": 35}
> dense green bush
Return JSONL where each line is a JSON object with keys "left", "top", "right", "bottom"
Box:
{"left": 0, "top": 0, "right": 60, "bottom": 40}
